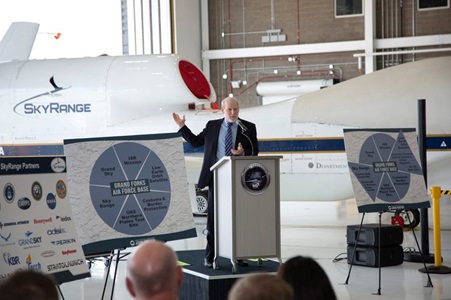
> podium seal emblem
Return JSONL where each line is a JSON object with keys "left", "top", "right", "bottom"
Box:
{"left": 241, "top": 163, "right": 270, "bottom": 195}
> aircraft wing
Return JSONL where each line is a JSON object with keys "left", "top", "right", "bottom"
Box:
{"left": 0, "top": 22, "right": 39, "bottom": 62}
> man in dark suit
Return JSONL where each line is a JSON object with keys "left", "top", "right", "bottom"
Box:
{"left": 173, "top": 97, "right": 259, "bottom": 268}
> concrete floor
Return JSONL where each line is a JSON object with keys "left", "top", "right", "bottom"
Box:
{"left": 59, "top": 198, "right": 451, "bottom": 299}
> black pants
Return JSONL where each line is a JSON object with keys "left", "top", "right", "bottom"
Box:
{"left": 205, "top": 183, "right": 215, "bottom": 262}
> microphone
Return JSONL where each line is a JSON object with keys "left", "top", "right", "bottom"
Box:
{"left": 236, "top": 119, "right": 254, "bottom": 156}
{"left": 236, "top": 119, "right": 248, "bottom": 131}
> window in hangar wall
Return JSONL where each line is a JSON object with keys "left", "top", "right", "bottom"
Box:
{"left": 335, "top": 0, "right": 363, "bottom": 17}
{"left": 418, "top": 0, "right": 449, "bottom": 10}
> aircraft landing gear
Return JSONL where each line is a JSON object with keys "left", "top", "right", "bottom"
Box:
{"left": 195, "top": 189, "right": 208, "bottom": 214}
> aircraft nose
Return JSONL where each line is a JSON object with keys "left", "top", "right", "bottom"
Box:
{"left": 179, "top": 60, "right": 212, "bottom": 100}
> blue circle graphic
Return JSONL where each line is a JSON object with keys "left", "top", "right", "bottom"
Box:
{"left": 89, "top": 142, "right": 171, "bottom": 235}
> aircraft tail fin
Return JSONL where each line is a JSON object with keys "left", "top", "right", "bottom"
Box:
{"left": 0, "top": 22, "right": 39, "bottom": 62}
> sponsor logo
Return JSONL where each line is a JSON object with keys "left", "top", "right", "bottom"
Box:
{"left": 241, "top": 163, "right": 271, "bottom": 195}
{"left": 41, "top": 250, "right": 56, "bottom": 258}
{"left": 17, "top": 197, "right": 31, "bottom": 210}
{"left": 51, "top": 158, "right": 66, "bottom": 173}
{"left": 47, "top": 227, "right": 66, "bottom": 235}
{"left": 3, "top": 183, "right": 15, "bottom": 203}
{"left": 47, "top": 259, "right": 85, "bottom": 271}
{"left": 25, "top": 254, "right": 42, "bottom": 271}
{"left": 62, "top": 249, "right": 77, "bottom": 255}
{"left": 50, "top": 238, "right": 77, "bottom": 246}
{"left": 0, "top": 233, "right": 11, "bottom": 242}
{"left": 46, "top": 193, "right": 57, "bottom": 210}
{"left": 34, "top": 217, "right": 53, "bottom": 225}
{"left": 0, "top": 220, "right": 29, "bottom": 229}
{"left": 0, "top": 233, "right": 14, "bottom": 248}
{"left": 56, "top": 180, "right": 67, "bottom": 198}
{"left": 3, "top": 252, "right": 20, "bottom": 266}
{"left": 56, "top": 215, "right": 72, "bottom": 222}
{"left": 18, "top": 232, "right": 42, "bottom": 248}
{"left": 31, "top": 182, "right": 43, "bottom": 201}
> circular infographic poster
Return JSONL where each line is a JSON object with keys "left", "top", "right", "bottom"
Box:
{"left": 353, "top": 132, "right": 419, "bottom": 202}
{"left": 89, "top": 142, "right": 171, "bottom": 235}
{"left": 343, "top": 128, "right": 430, "bottom": 213}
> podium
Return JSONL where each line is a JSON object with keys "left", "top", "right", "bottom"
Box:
{"left": 210, "top": 155, "right": 283, "bottom": 273}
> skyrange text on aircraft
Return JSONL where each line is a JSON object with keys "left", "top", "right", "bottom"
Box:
{"left": 21, "top": 102, "right": 91, "bottom": 115}
{"left": 10, "top": 74, "right": 93, "bottom": 116}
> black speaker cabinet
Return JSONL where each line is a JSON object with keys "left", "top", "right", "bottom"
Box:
{"left": 346, "top": 224, "right": 403, "bottom": 247}
{"left": 347, "top": 245, "right": 404, "bottom": 267}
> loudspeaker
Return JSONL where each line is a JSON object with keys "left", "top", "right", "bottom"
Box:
{"left": 346, "top": 224, "right": 403, "bottom": 247}
{"left": 347, "top": 245, "right": 404, "bottom": 267}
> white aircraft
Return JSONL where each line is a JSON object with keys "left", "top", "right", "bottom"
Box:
{"left": 1, "top": 22, "right": 451, "bottom": 216}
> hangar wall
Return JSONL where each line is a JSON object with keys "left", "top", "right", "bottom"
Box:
{"left": 205, "top": 0, "right": 451, "bottom": 107}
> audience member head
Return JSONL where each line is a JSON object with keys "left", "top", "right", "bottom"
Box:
{"left": 126, "top": 240, "right": 182, "bottom": 300}
{"left": 277, "top": 255, "right": 337, "bottom": 300}
{"left": 0, "top": 269, "right": 58, "bottom": 300}
{"left": 228, "top": 273, "right": 293, "bottom": 300}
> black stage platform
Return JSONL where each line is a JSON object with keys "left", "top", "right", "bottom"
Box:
{"left": 177, "top": 250, "right": 281, "bottom": 300}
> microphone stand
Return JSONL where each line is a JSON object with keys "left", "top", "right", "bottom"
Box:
{"left": 237, "top": 120, "right": 254, "bottom": 156}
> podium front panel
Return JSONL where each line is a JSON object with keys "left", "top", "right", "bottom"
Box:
{"left": 233, "top": 159, "right": 279, "bottom": 258}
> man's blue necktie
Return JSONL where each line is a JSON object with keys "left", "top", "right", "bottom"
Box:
{"left": 225, "top": 122, "right": 233, "bottom": 156}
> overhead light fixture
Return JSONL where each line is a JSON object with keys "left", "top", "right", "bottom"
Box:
{"left": 296, "top": 70, "right": 301, "bottom": 75}
{"left": 222, "top": 74, "right": 228, "bottom": 79}
{"left": 228, "top": 93, "right": 234, "bottom": 97}
{"left": 273, "top": 70, "right": 278, "bottom": 74}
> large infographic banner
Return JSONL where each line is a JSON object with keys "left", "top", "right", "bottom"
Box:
{"left": 343, "top": 128, "right": 430, "bottom": 213}
{"left": 64, "top": 133, "right": 196, "bottom": 255}
{"left": 0, "top": 156, "right": 90, "bottom": 283}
